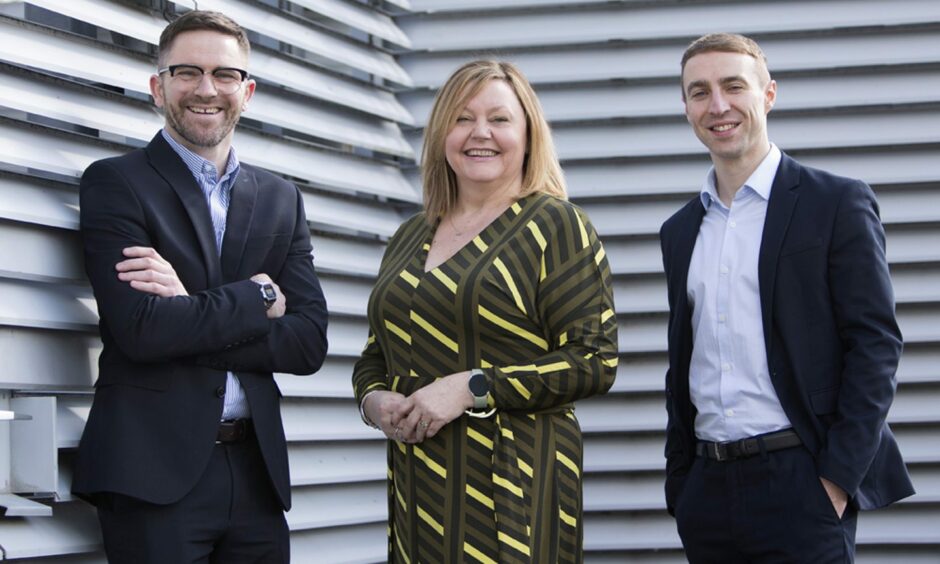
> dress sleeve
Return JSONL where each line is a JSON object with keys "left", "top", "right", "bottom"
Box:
{"left": 485, "top": 205, "right": 619, "bottom": 411}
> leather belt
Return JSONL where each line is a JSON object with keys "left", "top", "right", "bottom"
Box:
{"left": 216, "top": 419, "right": 253, "bottom": 444}
{"left": 696, "top": 429, "right": 801, "bottom": 462}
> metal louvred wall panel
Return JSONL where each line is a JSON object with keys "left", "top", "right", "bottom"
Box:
{"left": 396, "top": 1, "right": 940, "bottom": 562}
{"left": 0, "top": 0, "right": 412, "bottom": 561}
{"left": 2, "top": 1, "right": 939, "bottom": 562}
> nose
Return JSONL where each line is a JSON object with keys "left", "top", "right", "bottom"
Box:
{"left": 709, "top": 91, "right": 730, "bottom": 115}
{"left": 193, "top": 72, "right": 219, "bottom": 97}
{"left": 470, "top": 119, "right": 491, "bottom": 139}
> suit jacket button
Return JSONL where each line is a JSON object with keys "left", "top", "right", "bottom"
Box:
{"left": 216, "top": 386, "right": 226, "bottom": 398}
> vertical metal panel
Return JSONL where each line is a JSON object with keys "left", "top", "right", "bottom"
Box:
{"left": 396, "top": 1, "right": 940, "bottom": 562}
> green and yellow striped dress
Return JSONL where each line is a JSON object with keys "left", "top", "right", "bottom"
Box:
{"left": 353, "top": 193, "right": 618, "bottom": 563}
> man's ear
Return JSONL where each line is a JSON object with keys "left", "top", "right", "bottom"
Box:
{"left": 149, "top": 74, "right": 165, "bottom": 109}
{"left": 764, "top": 79, "right": 777, "bottom": 114}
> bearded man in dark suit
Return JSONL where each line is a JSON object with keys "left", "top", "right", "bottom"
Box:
{"left": 72, "top": 10, "right": 328, "bottom": 563}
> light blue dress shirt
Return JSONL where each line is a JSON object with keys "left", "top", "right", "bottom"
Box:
{"left": 686, "top": 144, "right": 791, "bottom": 442}
{"left": 161, "top": 129, "right": 251, "bottom": 420}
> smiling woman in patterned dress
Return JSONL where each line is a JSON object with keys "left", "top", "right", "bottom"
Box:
{"left": 352, "top": 60, "right": 619, "bottom": 564}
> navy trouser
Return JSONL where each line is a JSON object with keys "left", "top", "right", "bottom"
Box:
{"left": 675, "top": 444, "right": 857, "bottom": 563}
{"left": 97, "top": 434, "right": 289, "bottom": 564}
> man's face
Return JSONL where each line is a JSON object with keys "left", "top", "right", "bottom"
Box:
{"left": 150, "top": 30, "right": 255, "bottom": 153}
{"left": 682, "top": 51, "right": 776, "bottom": 166}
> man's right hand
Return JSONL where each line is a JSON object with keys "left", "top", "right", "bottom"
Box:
{"left": 250, "top": 273, "right": 286, "bottom": 319}
{"left": 117, "top": 246, "right": 188, "bottom": 297}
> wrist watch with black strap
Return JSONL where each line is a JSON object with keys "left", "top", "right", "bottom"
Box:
{"left": 257, "top": 281, "right": 277, "bottom": 310}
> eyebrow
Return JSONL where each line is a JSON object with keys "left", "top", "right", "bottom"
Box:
{"left": 685, "top": 75, "right": 747, "bottom": 95}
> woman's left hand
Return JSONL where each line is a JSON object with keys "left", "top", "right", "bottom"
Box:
{"left": 399, "top": 371, "right": 474, "bottom": 443}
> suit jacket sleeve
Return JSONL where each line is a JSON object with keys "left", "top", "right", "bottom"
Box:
{"left": 817, "top": 181, "right": 903, "bottom": 497}
{"left": 198, "top": 186, "right": 328, "bottom": 376}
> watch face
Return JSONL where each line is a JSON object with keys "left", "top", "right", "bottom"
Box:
{"left": 261, "top": 284, "right": 277, "bottom": 302}
{"left": 469, "top": 372, "right": 489, "bottom": 396}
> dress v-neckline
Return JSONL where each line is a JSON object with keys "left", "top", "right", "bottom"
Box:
{"left": 421, "top": 194, "right": 534, "bottom": 274}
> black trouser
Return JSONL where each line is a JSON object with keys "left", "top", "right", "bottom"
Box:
{"left": 97, "top": 433, "right": 289, "bottom": 564}
{"left": 675, "top": 444, "right": 857, "bottom": 563}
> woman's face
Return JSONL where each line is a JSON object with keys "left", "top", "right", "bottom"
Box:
{"left": 444, "top": 79, "right": 528, "bottom": 194}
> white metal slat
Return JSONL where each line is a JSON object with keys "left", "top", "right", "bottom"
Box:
{"left": 287, "top": 481, "right": 385, "bottom": 530}
{"left": 546, "top": 110, "right": 940, "bottom": 161}
{"left": 0, "top": 174, "right": 79, "bottom": 231}
{"left": 29, "top": 0, "right": 412, "bottom": 87}
{"left": 0, "top": 119, "right": 418, "bottom": 204}
{"left": 0, "top": 501, "right": 101, "bottom": 560}
{"left": 290, "top": 0, "right": 411, "bottom": 48}
{"left": 0, "top": 280, "right": 96, "bottom": 332}
{"left": 0, "top": 62, "right": 414, "bottom": 162}
{"left": 562, "top": 149, "right": 940, "bottom": 200}
{"left": 0, "top": 221, "right": 83, "bottom": 284}
{"left": 274, "top": 356, "right": 359, "bottom": 398}
{"left": 196, "top": 0, "right": 412, "bottom": 86}
{"left": 289, "top": 521, "right": 386, "bottom": 564}
{"left": 288, "top": 441, "right": 385, "bottom": 486}
{"left": 399, "top": 29, "right": 940, "bottom": 88}
{"left": 0, "top": 17, "right": 412, "bottom": 124}
{"left": 399, "top": 0, "right": 940, "bottom": 51}
{"left": 0, "top": 327, "right": 99, "bottom": 390}
{"left": 401, "top": 67, "right": 940, "bottom": 125}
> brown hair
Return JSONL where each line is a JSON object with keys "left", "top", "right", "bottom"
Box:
{"left": 157, "top": 10, "right": 250, "bottom": 67}
{"left": 680, "top": 33, "right": 770, "bottom": 95}
{"left": 421, "top": 60, "right": 566, "bottom": 225}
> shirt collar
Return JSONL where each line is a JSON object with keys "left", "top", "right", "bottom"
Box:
{"left": 160, "top": 128, "right": 240, "bottom": 183}
{"left": 698, "top": 143, "right": 782, "bottom": 209}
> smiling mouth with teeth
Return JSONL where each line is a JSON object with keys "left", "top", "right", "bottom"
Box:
{"left": 189, "top": 107, "right": 221, "bottom": 115}
{"left": 465, "top": 149, "right": 498, "bottom": 157}
{"left": 712, "top": 123, "right": 737, "bottom": 132}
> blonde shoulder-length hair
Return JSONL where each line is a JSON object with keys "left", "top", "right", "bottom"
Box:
{"left": 421, "top": 60, "right": 567, "bottom": 225}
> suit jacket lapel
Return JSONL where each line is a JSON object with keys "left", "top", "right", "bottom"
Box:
{"left": 221, "top": 167, "right": 259, "bottom": 282}
{"left": 758, "top": 152, "right": 801, "bottom": 359}
{"left": 146, "top": 132, "right": 222, "bottom": 286}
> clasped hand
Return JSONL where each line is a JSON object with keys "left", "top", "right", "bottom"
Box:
{"left": 363, "top": 371, "right": 474, "bottom": 444}
{"left": 116, "top": 246, "right": 285, "bottom": 319}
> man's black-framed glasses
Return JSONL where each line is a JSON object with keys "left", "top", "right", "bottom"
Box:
{"left": 158, "top": 64, "right": 249, "bottom": 94}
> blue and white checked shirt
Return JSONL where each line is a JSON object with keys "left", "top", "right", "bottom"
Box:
{"left": 686, "top": 143, "right": 791, "bottom": 442}
{"left": 161, "top": 129, "right": 251, "bottom": 420}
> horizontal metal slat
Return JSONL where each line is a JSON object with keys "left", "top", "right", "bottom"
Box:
{"left": 29, "top": 0, "right": 412, "bottom": 87}
{"left": 291, "top": 0, "right": 411, "bottom": 48}
{"left": 0, "top": 119, "right": 419, "bottom": 204}
{"left": 289, "top": 521, "right": 386, "bottom": 564}
{"left": 197, "top": 0, "right": 412, "bottom": 86}
{"left": 562, "top": 149, "right": 940, "bottom": 200}
{"left": 400, "top": 65, "right": 940, "bottom": 126}
{"left": 287, "top": 481, "right": 384, "bottom": 530}
{"left": 0, "top": 221, "right": 83, "bottom": 283}
{"left": 400, "top": 29, "right": 940, "bottom": 88}
{"left": 0, "top": 174, "right": 79, "bottom": 230}
{"left": 0, "top": 16, "right": 413, "bottom": 124}
{"left": 399, "top": 0, "right": 940, "bottom": 52}
{"left": 0, "top": 501, "right": 101, "bottom": 560}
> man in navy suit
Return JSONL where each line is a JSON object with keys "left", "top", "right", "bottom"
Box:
{"left": 660, "top": 33, "right": 914, "bottom": 562}
{"left": 72, "top": 10, "right": 328, "bottom": 563}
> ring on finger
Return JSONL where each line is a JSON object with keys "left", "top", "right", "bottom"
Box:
{"left": 419, "top": 420, "right": 429, "bottom": 429}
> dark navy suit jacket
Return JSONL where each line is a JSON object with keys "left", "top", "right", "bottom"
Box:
{"left": 660, "top": 152, "right": 914, "bottom": 516}
{"left": 72, "top": 132, "right": 328, "bottom": 509}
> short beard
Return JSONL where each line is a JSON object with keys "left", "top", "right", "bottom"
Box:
{"left": 164, "top": 99, "right": 240, "bottom": 149}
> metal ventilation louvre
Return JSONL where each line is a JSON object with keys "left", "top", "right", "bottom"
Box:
{"left": 0, "top": 0, "right": 415, "bottom": 561}
{"left": 394, "top": 1, "right": 940, "bottom": 562}
{"left": 1, "top": 0, "right": 939, "bottom": 562}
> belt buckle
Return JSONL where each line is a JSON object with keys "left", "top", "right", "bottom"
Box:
{"left": 710, "top": 441, "right": 728, "bottom": 462}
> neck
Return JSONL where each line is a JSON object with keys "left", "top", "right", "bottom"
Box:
{"left": 454, "top": 177, "right": 522, "bottom": 216}
{"left": 712, "top": 143, "right": 771, "bottom": 207}
{"left": 165, "top": 127, "right": 232, "bottom": 173}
